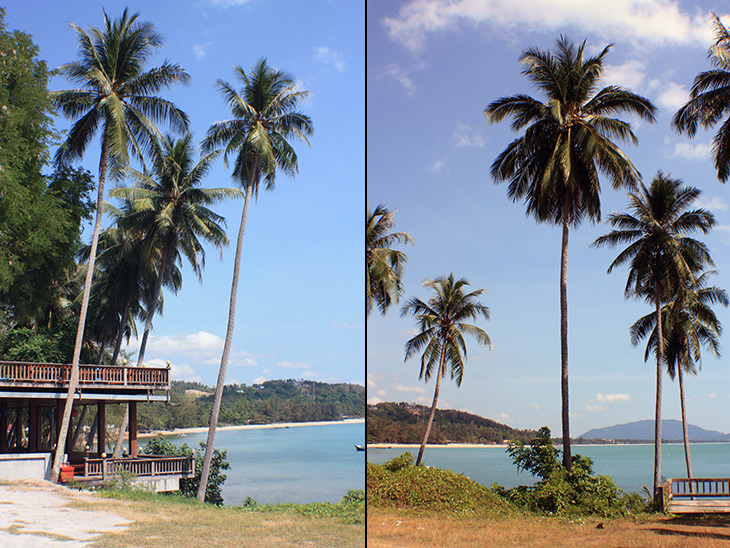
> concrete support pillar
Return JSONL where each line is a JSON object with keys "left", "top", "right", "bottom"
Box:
{"left": 129, "top": 401, "right": 137, "bottom": 456}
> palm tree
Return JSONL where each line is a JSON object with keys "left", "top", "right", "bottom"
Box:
{"left": 485, "top": 36, "right": 656, "bottom": 470}
{"left": 367, "top": 204, "right": 413, "bottom": 317}
{"left": 196, "top": 59, "right": 314, "bottom": 502}
{"left": 592, "top": 172, "right": 714, "bottom": 499}
{"left": 673, "top": 14, "right": 730, "bottom": 181}
{"left": 111, "top": 134, "right": 235, "bottom": 457}
{"left": 630, "top": 270, "right": 726, "bottom": 479}
{"left": 112, "top": 133, "right": 236, "bottom": 367}
{"left": 401, "top": 274, "right": 491, "bottom": 466}
{"left": 50, "top": 8, "right": 190, "bottom": 482}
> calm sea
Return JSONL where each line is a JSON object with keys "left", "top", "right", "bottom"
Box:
{"left": 162, "top": 421, "right": 365, "bottom": 505}
{"left": 367, "top": 443, "right": 730, "bottom": 494}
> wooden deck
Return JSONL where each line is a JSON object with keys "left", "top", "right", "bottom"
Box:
{"left": 80, "top": 455, "right": 194, "bottom": 479}
{"left": 0, "top": 360, "right": 170, "bottom": 391}
{"left": 663, "top": 478, "right": 730, "bottom": 514}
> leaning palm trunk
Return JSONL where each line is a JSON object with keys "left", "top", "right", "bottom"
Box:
{"left": 560, "top": 204, "right": 572, "bottom": 470}
{"left": 653, "top": 293, "right": 664, "bottom": 501}
{"left": 678, "top": 365, "right": 693, "bottom": 479}
{"left": 416, "top": 344, "right": 446, "bottom": 466}
{"left": 197, "top": 184, "right": 253, "bottom": 503}
{"left": 51, "top": 139, "right": 109, "bottom": 482}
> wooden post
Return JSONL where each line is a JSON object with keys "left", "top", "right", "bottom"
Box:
{"left": 29, "top": 401, "right": 38, "bottom": 452}
{"left": 129, "top": 401, "right": 137, "bottom": 457}
{"left": 0, "top": 399, "right": 6, "bottom": 453}
{"left": 98, "top": 401, "right": 106, "bottom": 455}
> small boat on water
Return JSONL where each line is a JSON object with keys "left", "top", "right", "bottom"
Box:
{"left": 355, "top": 445, "right": 365, "bottom": 451}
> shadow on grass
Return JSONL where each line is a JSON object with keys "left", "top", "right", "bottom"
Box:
{"left": 646, "top": 515, "right": 730, "bottom": 541}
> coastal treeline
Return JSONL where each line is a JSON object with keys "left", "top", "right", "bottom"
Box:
{"left": 367, "top": 402, "right": 534, "bottom": 445}
{"left": 132, "top": 379, "right": 365, "bottom": 431}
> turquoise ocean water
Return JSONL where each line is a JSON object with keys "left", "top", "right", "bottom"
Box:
{"left": 367, "top": 443, "right": 730, "bottom": 494}
{"left": 162, "top": 421, "right": 365, "bottom": 505}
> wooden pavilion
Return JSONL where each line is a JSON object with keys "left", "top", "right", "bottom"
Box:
{"left": 0, "top": 360, "right": 192, "bottom": 490}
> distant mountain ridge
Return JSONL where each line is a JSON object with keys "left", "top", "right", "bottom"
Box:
{"left": 579, "top": 420, "right": 730, "bottom": 442}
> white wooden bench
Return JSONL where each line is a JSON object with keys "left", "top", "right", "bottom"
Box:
{"left": 662, "top": 478, "right": 730, "bottom": 514}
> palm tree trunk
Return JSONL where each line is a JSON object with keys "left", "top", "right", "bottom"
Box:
{"left": 560, "top": 205, "right": 571, "bottom": 471}
{"left": 416, "top": 342, "right": 446, "bottom": 466}
{"left": 111, "top": 298, "right": 131, "bottom": 365}
{"left": 51, "top": 136, "right": 109, "bottom": 483}
{"left": 653, "top": 290, "right": 664, "bottom": 501}
{"left": 113, "top": 407, "right": 129, "bottom": 458}
{"left": 137, "top": 248, "right": 171, "bottom": 367}
{"left": 197, "top": 183, "right": 253, "bottom": 503}
{"left": 678, "top": 365, "right": 693, "bottom": 479}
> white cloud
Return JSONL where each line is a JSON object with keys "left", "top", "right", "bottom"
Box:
{"left": 429, "top": 159, "right": 446, "bottom": 173}
{"left": 315, "top": 46, "right": 346, "bottom": 72}
{"left": 376, "top": 389, "right": 387, "bottom": 397}
{"left": 378, "top": 63, "right": 416, "bottom": 95}
{"left": 382, "top": 0, "right": 716, "bottom": 52}
{"left": 603, "top": 60, "right": 647, "bottom": 90}
{"left": 695, "top": 196, "right": 729, "bottom": 212}
{"left": 193, "top": 42, "right": 212, "bottom": 60}
{"left": 671, "top": 142, "right": 712, "bottom": 160}
{"left": 394, "top": 384, "right": 428, "bottom": 394}
{"left": 453, "top": 122, "right": 485, "bottom": 148}
{"left": 655, "top": 81, "right": 690, "bottom": 110}
{"left": 710, "top": 392, "right": 717, "bottom": 399}
{"left": 533, "top": 403, "right": 541, "bottom": 410}
{"left": 368, "top": 396, "right": 383, "bottom": 405}
{"left": 586, "top": 404, "right": 607, "bottom": 413}
{"left": 491, "top": 412, "right": 510, "bottom": 422}
{"left": 367, "top": 373, "right": 383, "bottom": 389}
{"left": 252, "top": 376, "right": 267, "bottom": 384}
{"left": 127, "top": 331, "right": 224, "bottom": 354}
{"left": 415, "top": 395, "right": 431, "bottom": 404}
{"left": 595, "top": 393, "right": 631, "bottom": 403}
{"left": 278, "top": 361, "right": 309, "bottom": 369}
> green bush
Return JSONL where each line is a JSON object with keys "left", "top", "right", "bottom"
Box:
{"left": 493, "top": 427, "right": 649, "bottom": 517}
{"left": 367, "top": 452, "right": 517, "bottom": 518}
{"left": 236, "top": 489, "right": 365, "bottom": 524}
{"left": 143, "top": 436, "right": 230, "bottom": 505}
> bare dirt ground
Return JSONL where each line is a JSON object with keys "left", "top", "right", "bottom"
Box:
{"left": 0, "top": 479, "right": 130, "bottom": 547}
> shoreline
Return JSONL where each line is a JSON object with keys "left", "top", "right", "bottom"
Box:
{"left": 139, "top": 417, "right": 364, "bottom": 438}
{"left": 367, "top": 441, "right": 727, "bottom": 449}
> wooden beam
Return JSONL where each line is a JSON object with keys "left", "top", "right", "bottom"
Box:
{"left": 129, "top": 401, "right": 137, "bottom": 456}
{"left": 29, "top": 401, "right": 38, "bottom": 452}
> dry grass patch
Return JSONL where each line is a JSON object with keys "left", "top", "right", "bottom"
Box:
{"left": 69, "top": 493, "right": 363, "bottom": 548}
{"left": 368, "top": 509, "right": 730, "bottom": 548}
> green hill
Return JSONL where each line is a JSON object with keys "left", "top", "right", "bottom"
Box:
{"left": 366, "top": 402, "right": 535, "bottom": 444}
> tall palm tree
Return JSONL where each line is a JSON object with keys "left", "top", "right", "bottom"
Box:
{"left": 50, "top": 8, "right": 190, "bottom": 482}
{"left": 113, "top": 133, "right": 236, "bottom": 367}
{"left": 196, "top": 58, "right": 314, "bottom": 502}
{"left": 367, "top": 204, "right": 413, "bottom": 317}
{"left": 630, "top": 270, "right": 726, "bottom": 479}
{"left": 401, "top": 274, "right": 491, "bottom": 466}
{"left": 673, "top": 14, "right": 730, "bottom": 181}
{"left": 111, "top": 134, "right": 235, "bottom": 457}
{"left": 592, "top": 172, "right": 714, "bottom": 499}
{"left": 485, "top": 36, "right": 656, "bottom": 469}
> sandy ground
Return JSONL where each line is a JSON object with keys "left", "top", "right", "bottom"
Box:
{"left": 0, "top": 479, "right": 129, "bottom": 547}
{"left": 139, "top": 417, "right": 365, "bottom": 438}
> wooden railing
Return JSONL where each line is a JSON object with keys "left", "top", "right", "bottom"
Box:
{"left": 83, "top": 455, "right": 193, "bottom": 478}
{"left": 0, "top": 361, "right": 170, "bottom": 390}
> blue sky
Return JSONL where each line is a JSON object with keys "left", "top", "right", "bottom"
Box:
{"left": 367, "top": 0, "right": 730, "bottom": 435}
{"left": 4, "top": 0, "right": 363, "bottom": 388}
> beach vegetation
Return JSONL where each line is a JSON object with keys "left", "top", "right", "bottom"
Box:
{"left": 485, "top": 36, "right": 656, "bottom": 470}
{"left": 366, "top": 204, "right": 413, "bottom": 317}
{"left": 401, "top": 274, "right": 491, "bottom": 465}
{"left": 237, "top": 489, "right": 365, "bottom": 524}
{"left": 197, "top": 58, "right": 314, "bottom": 501}
{"left": 593, "top": 173, "right": 715, "bottom": 500}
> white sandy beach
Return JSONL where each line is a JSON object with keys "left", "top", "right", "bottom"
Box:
{"left": 139, "top": 417, "right": 365, "bottom": 438}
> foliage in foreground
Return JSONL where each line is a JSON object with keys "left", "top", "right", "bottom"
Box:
{"left": 143, "top": 436, "right": 229, "bottom": 505}
{"left": 366, "top": 452, "right": 517, "bottom": 518}
{"left": 237, "top": 489, "right": 365, "bottom": 524}
{"left": 492, "top": 427, "right": 649, "bottom": 517}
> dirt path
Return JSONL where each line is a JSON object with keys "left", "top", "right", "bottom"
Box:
{"left": 0, "top": 479, "right": 130, "bottom": 547}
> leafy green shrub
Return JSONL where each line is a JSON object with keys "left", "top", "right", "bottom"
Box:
{"left": 367, "top": 453, "right": 517, "bottom": 518}
{"left": 236, "top": 489, "right": 365, "bottom": 524}
{"left": 493, "top": 427, "right": 648, "bottom": 517}
{"left": 143, "top": 436, "right": 229, "bottom": 505}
